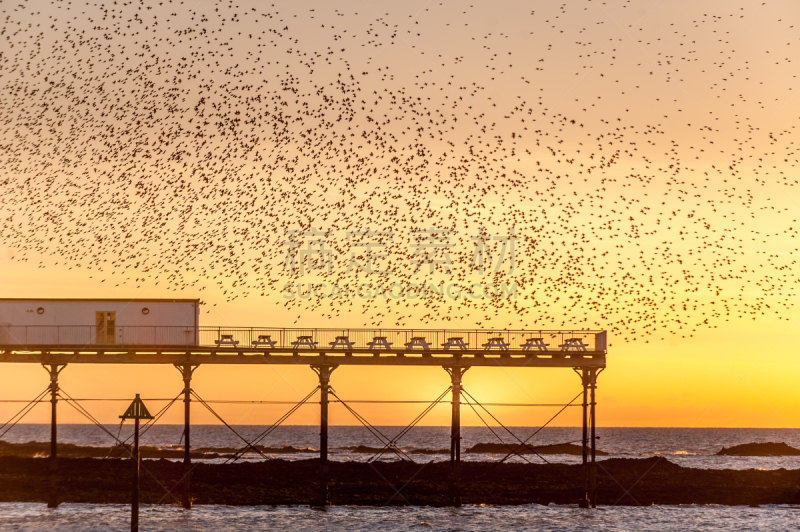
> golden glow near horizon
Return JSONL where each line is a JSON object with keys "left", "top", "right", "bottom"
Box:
{"left": 1, "top": 0, "right": 800, "bottom": 428}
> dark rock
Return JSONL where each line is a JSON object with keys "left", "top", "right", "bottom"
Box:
{"left": 339, "top": 445, "right": 449, "bottom": 454}
{"left": 3, "top": 455, "right": 799, "bottom": 506}
{"left": 465, "top": 442, "right": 609, "bottom": 456}
{"left": 716, "top": 442, "right": 800, "bottom": 456}
{"left": 0, "top": 440, "right": 313, "bottom": 459}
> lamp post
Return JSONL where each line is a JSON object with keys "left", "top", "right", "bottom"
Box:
{"left": 120, "top": 394, "right": 154, "bottom": 532}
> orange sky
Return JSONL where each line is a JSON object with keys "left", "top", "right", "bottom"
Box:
{"left": 3, "top": 246, "right": 800, "bottom": 430}
{"left": 1, "top": 0, "right": 800, "bottom": 428}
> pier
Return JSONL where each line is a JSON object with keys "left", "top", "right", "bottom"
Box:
{"left": 0, "top": 326, "right": 606, "bottom": 509}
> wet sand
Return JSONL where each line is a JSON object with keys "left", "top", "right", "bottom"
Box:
{"left": 1, "top": 456, "right": 800, "bottom": 506}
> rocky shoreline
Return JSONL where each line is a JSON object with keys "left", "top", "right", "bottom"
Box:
{"left": 1, "top": 456, "right": 800, "bottom": 506}
{"left": 0, "top": 440, "right": 604, "bottom": 459}
{"left": 0, "top": 440, "right": 315, "bottom": 460}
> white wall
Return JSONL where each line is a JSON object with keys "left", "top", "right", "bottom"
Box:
{"left": 0, "top": 300, "right": 197, "bottom": 326}
{"left": 0, "top": 300, "right": 199, "bottom": 346}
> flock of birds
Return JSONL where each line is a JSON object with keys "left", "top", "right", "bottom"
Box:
{"left": 1, "top": 0, "right": 798, "bottom": 343}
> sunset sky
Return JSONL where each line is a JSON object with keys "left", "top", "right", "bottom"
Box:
{"left": 1, "top": 0, "right": 799, "bottom": 430}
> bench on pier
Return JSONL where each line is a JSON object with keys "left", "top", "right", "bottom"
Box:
{"left": 404, "top": 337, "right": 430, "bottom": 350}
{"left": 482, "top": 337, "right": 509, "bottom": 351}
{"left": 559, "top": 338, "right": 587, "bottom": 351}
{"left": 329, "top": 336, "right": 354, "bottom": 349}
{"left": 442, "top": 337, "right": 469, "bottom": 350}
{"left": 521, "top": 337, "right": 549, "bottom": 352}
{"left": 291, "top": 336, "right": 318, "bottom": 349}
{"left": 367, "top": 336, "right": 393, "bottom": 350}
{"left": 252, "top": 335, "right": 276, "bottom": 348}
{"left": 215, "top": 334, "right": 239, "bottom": 348}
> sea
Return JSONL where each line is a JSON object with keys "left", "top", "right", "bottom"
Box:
{"left": 2, "top": 425, "right": 799, "bottom": 531}
{"left": 5, "top": 424, "right": 800, "bottom": 470}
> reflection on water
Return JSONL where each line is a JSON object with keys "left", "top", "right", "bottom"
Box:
{"left": 0, "top": 503, "right": 797, "bottom": 532}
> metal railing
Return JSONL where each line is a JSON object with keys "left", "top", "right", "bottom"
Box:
{"left": 0, "top": 326, "right": 606, "bottom": 352}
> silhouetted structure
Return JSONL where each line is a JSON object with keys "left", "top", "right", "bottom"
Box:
{"left": 0, "top": 326, "right": 606, "bottom": 508}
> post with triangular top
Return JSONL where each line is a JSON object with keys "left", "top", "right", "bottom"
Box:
{"left": 121, "top": 394, "right": 154, "bottom": 532}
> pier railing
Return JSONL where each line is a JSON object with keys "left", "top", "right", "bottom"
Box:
{"left": 0, "top": 326, "right": 606, "bottom": 352}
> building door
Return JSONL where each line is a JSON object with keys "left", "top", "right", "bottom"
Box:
{"left": 95, "top": 311, "right": 116, "bottom": 344}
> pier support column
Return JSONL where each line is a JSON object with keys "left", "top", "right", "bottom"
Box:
{"left": 577, "top": 368, "right": 590, "bottom": 509}
{"left": 176, "top": 364, "right": 199, "bottom": 510}
{"left": 445, "top": 366, "right": 467, "bottom": 507}
{"left": 311, "top": 364, "right": 337, "bottom": 505}
{"left": 45, "top": 364, "right": 66, "bottom": 509}
{"left": 589, "top": 368, "right": 600, "bottom": 508}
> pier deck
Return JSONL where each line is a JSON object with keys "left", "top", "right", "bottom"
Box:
{"left": 0, "top": 326, "right": 606, "bottom": 368}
